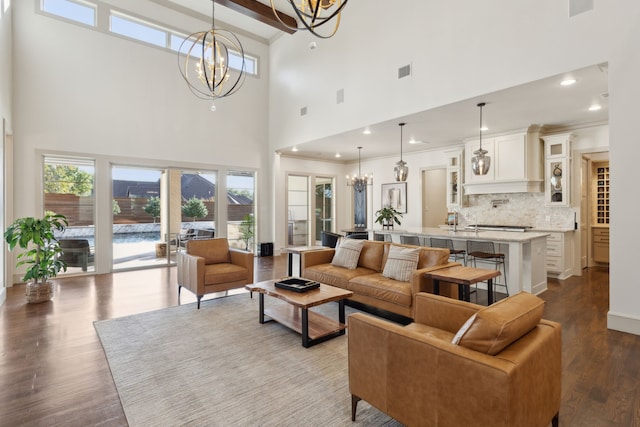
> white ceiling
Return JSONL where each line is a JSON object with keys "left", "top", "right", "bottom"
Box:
{"left": 166, "top": 1, "right": 609, "bottom": 162}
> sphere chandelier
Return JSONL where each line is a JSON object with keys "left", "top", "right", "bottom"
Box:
{"left": 270, "top": 0, "right": 349, "bottom": 39}
{"left": 178, "top": 0, "right": 246, "bottom": 111}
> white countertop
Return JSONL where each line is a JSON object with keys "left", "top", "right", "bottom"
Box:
{"left": 373, "top": 226, "right": 549, "bottom": 243}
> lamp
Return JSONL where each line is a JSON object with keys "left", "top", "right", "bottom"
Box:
{"left": 394, "top": 122, "right": 408, "bottom": 182}
{"left": 178, "top": 0, "right": 246, "bottom": 111}
{"left": 270, "top": 0, "right": 348, "bottom": 39}
{"left": 471, "top": 102, "right": 491, "bottom": 175}
{"left": 347, "top": 147, "right": 372, "bottom": 192}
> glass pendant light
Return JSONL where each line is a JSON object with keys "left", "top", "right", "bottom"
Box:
{"left": 471, "top": 102, "right": 491, "bottom": 176}
{"left": 394, "top": 123, "right": 408, "bottom": 182}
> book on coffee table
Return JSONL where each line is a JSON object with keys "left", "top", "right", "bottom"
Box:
{"left": 275, "top": 277, "right": 320, "bottom": 293}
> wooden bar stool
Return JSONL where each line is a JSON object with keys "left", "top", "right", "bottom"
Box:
{"left": 429, "top": 237, "right": 466, "bottom": 265}
{"left": 466, "top": 240, "right": 508, "bottom": 299}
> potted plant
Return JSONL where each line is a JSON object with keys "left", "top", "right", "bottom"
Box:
{"left": 4, "top": 213, "right": 68, "bottom": 303}
{"left": 374, "top": 206, "right": 402, "bottom": 229}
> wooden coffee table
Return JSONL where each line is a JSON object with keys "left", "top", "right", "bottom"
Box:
{"left": 246, "top": 279, "right": 353, "bottom": 348}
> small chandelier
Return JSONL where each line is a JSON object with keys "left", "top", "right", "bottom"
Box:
{"left": 394, "top": 122, "right": 408, "bottom": 182}
{"left": 270, "top": 0, "right": 348, "bottom": 39}
{"left": 347, "top": 147, "right": 372, "bottom": 192}
{"left": 471, "top": 102, "right": 491, "bottom": 176}
{"left": 178, "top": 0, "right": 246, "bottom": 111}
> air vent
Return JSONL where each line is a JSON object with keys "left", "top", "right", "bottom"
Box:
{"left": 569, "top": 0, "right": 593, "bottom": 17}
{"left": 398, "top": 64, "right": 411, "bottom": 79}
{"left": 300, "top": 106, "right": 307, "bottom": 116}
{"left": 336, "top": 88, "right": 344, "bottom": 104}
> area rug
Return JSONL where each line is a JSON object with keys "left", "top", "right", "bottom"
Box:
{"left": 94, "top": 294, "right": 401, "bottom": 426}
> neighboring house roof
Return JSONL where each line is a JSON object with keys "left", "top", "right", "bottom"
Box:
{"left": 113, "top": 174, "right": 251, "bottom": 205}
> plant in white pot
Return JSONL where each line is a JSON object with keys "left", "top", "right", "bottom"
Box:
{"left": 374, "top": 206, "right": 402, "bottom": 229}
{"left": 4, "top": 213, "right": 68, "bottom": 303}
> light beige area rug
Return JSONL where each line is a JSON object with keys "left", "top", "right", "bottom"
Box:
{"left": 94, "top": 294, "right": 402, "bottom": 426}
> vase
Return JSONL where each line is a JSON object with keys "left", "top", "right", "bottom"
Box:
{"left": 25, "top": 281, "right": 54, "bottom": 304}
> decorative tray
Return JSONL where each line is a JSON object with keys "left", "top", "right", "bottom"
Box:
{"left": 275, "top": 277, "right": 320, "bottom": 293}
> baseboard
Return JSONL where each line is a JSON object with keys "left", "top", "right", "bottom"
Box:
{"left": 607, "top": 311, "right": 640, "bottom": 336}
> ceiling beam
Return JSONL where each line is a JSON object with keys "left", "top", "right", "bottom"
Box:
{"left": 216, "top": 0, "right": 297, "bottom": 35}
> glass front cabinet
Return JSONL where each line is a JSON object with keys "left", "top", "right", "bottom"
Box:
{"left": 444, "top": 148, "right": 465, "bottom": 210}
{"left": 542, "top": 133, "right": 573, "bottom": 206}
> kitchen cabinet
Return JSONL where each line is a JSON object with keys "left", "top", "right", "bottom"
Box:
{"left": 545, "top": 231, "right": 574, "bottom": 279}
{"left": 593, "top": 162, "right": 609, "bottom": 225}
{"left": 464, "top": 126, "right": 543, "bottom": 194}
{"left": 543, "top": 133, "right": 572, "bottom": 206}
{"left": 444, "top": 148, "right": 465, "bottom": 210}
{"left": 592, "top": 227, "right": 609, "bottom": 263}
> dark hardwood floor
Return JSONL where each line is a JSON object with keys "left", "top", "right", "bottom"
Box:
{"left": 0, "top": 257, "right": 637, "bottom": 426}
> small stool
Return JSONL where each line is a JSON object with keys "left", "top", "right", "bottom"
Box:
{"left": 466, "top": 240, "right": 508, "bottom": 299}
{"left": 400, "top": 235, "right": 420, "bottom": 246}
{"left": 430, "top": 238, "right": 466, "bottom": 265}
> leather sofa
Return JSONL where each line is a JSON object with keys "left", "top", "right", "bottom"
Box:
{"left": 177, "top": 238, "right": 254, "bottom": 309}
{"left": 301, "top": 240, "right": 459, "bottom": 319}
{"left": 349, "top": 292, "right": 562, "bottom": 427}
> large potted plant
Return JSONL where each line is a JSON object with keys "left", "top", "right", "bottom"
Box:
{"left": 4, "top": 213, "right": 68, "bottom": 303}
{"left": 374, "top": 206, "right": 402, "bottom": 229}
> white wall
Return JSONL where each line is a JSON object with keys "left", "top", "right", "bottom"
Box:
{"left": 11, "top": 1, "right": 272, "bottom": 275}
{"left": 269, "top": 1, "right": 640, "bottom": 335}
{"left": 0, "top": 2, "right": 12, "bottom": 305}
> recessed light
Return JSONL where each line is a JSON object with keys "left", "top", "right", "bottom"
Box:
{"left": 335, "top": 153, "right": 341, "bottom": 158}
{"left": 291, "top": 146, "right": 298, "bottom": 152}
{"left": 561, "top": 78, "right": 576, "bottom": 86}
{"left": 362, "top": 127, "right": 371, "bottom": 135}
{"left": 480, "top": 126, "right": 488, "bottom": 131}
{"left": 588, "top": 104, "right": 602, "bottom": 111}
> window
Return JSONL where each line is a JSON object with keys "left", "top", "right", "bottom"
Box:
{"left": 41, "top": 0, "right": 96, "bottom": 27}
{"left": 43, "top": 156, "right": 96, "bottom": 273}
{"left": 227, "top": 170, "right": 255, "bottom": 251}
{"left": 110, "top": 12, "right": 167, "bottom": 48}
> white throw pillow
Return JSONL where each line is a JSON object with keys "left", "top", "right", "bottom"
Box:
{"left": 382, "top": 245, "right": 420, "bottom": 282}
{"left": 451, "top": 313, "right": 478, "bottom": 345}
{"left": 331, "top": 239, "right": 364, "bottom": 270}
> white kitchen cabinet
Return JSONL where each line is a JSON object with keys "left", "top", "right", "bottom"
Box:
{"left": 543, "top": 133, "right": 572, "bottom": 206}
{"left": 545, "top": 231, "right": 574, "bottom": 279}
{"left": 444, "top": 148, "right": 465, "bottom": 210}
{"left": 464, "top": 126, "right": 543, "bottom": 194}
{"left": 592, "top": 227, "right": 609, "bottom": 263}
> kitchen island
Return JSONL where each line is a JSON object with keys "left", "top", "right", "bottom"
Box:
{"left": 373, "top": 227, "right": 549, "bottom": 296}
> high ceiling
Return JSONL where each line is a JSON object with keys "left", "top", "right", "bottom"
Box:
{"left": 164, "top": 1, "right": 610, "bottom": 162}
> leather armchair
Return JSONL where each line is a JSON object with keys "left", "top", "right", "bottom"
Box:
{"left": 177, "top": 238, "right": 254, "bottom": 309}
{"left": 349, "top": 292, "right": 561, "bottom": 427}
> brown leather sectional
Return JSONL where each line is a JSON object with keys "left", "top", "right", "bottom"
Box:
{"left": 301, "top": 240, "right": 460, "bottom": 319}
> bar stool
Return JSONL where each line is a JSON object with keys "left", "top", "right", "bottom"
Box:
{"left": 429, "top": 238, "right": 466, "bottom": 265}
{"left": 466, "top": 240, "right": 508, "bottom": 299}
{"left": 400, "top": 235, "right": 420, "bottom": 246}
{"left": 374, "top": 232, "right": 389, "bottom": 242}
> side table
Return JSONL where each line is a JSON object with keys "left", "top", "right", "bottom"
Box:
{"left": 427, "top": 266, "right": 501, "bottom": 305}
{"left": 281, "top": 246, "right": 327, "bottom": 276}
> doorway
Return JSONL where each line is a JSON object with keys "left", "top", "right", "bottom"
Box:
{"left": 421, "top": 168, "right": 447, "bottom": 228}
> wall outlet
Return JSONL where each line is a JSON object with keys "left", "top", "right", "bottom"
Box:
{"left": 545, "top": 215, "right": 551, "bottom": 222}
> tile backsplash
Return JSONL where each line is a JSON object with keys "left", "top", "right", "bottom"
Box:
{"left": 457, "top": 193, "right": 575, "bottom": 229}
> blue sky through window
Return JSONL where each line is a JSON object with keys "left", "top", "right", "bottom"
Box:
{"left": 110, "top": 14, "right": 166, "bottom": 48}
{"left": 42, "top": 0, "right": 95, "bottom": 26}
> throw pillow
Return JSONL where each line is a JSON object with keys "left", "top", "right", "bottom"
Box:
{"left": 451, "top": 312, "right": 478, "bottom": 345}
{"left": 382, "top": 245, "right": 420, "bottom": 282}
{"left": 457, "top": 292, "right": 545, "bottom": 355}
{"left": 331, "top": 239, "right": 364, "bottom": 269}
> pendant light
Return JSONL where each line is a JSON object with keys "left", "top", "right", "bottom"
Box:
{"left": 394, "top": 123, "right": 408, "bottom": 182}
{"left": 178, "top": 0, "right": 246, "bottom": 111}
{"left": 471, "top": 102, "right": 491, "bottom": 176}
{"left": 347, "top": 147, "right": 372, "bottom": 192}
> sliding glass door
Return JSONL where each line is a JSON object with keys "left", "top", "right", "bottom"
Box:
{"left": 112, "top": 166, "right": 168, "bottom": 270}
{"left": 44, "top": 156, "right": 96, "bottom": 274}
